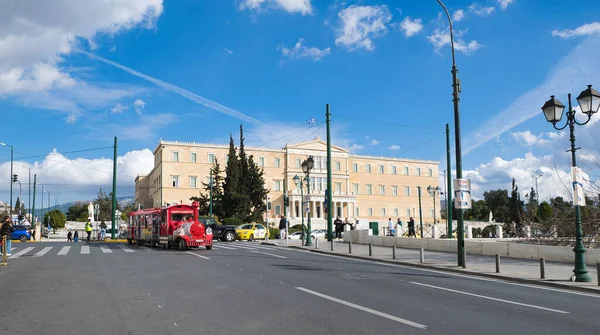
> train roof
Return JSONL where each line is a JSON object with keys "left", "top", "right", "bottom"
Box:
{"left": 129, "top": 203, "right": 196, "bottom": 216}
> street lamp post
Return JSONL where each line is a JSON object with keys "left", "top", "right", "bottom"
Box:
{"left": 535, "top": 174, "right": 542, "bottom": 203}
{"left": 209, "top": 171, "right": 213, "bottom": 217}
{"left": 22, "top": 166, "right": 31, "bottom": 222}
{"left": 301, "top": 156, "right": 314, "bottom": 246}
{"left": 427, "top": 185, "right": 441, "bottom": 229}
{"left": 293, "top": 175, "right": 305, "bottom": 245}
{"left": 1, "top": 143, "right": 14, "bottom": 216}
{"left": 541, "top": 84, "right": 600, "bottom": 282}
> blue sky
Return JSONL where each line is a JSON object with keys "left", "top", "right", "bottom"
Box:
{"left": 1, "top": 0, "right": 600, "bottom": 206}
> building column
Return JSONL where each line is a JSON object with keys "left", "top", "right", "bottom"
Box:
{"left": 346, "top": 202, "right": 351, "bottom": 219}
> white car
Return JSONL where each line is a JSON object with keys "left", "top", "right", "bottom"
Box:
{"left": 310, "top": 229, "right": 327, "bottom": 240}
{"left": 287, "top": 231, "right": 303, "bottom": 240}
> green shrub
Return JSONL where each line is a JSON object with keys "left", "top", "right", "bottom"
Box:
{"left": 223, "top": 217, "right": 243, "bottom": 226}
{"left": 269, "top": 227, "right": 280, "bottom": 238}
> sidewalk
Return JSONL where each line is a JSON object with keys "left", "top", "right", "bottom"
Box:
{"left": 264, "top": 240, "right": 600, "bottom": 294}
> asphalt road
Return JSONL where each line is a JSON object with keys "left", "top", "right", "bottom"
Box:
{"left": 1, "top": 241, "right": 599, "bottom": 335}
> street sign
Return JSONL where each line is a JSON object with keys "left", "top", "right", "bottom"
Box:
{"left": 453, "top": 178, "right": 472, "bottom": 209}
{"left": 572, "top": 167, "right": 586, "bottom": 206}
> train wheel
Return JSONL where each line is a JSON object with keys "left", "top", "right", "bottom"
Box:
{"left": 178, "top": 238, "right": 187, "bottom": 251}
{"left": 206, "top": 245, "right": 212, "bottom": 250}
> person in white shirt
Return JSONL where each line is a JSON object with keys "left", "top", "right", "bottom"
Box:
{"left": 388, "top": 218, "right": 394, "bottom": 236}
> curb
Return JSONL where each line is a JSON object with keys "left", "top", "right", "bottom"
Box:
{"left": 286, "top": 246, "right": 600, "bottom": 295}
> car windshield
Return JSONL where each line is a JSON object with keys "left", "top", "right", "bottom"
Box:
{"left": 239, "top": 224, "right": 254, "bottom": 230}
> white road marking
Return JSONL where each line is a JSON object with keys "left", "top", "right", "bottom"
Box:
{"left": 252, "top": 245, "right": 278, "bottom": 251}
{"left": 100, "top": 246, "right": 113, "bottom": 253}
{"left": 81, "top": 246, "right": 90, "bottom": 254}
{"left": 301, "top": 249, "right": 600, "bottom": 299}
{"left": 33, "top": 247, "right": 53, "bottom": 257}
{"left": 250, "top": 250, "right": 287, "bottom": 259}
{"left": 296, "top": 287, "right": 427, "bottom": 329}
{"left": 57, "top": 246, "right": 71, "bottom": 256}
{"left": 410, "top": 282, "right": 569, "bottom": 314}
{"left": 118, "top": 246, "right": 135, "bottom": 253}
{"left": 186, "top": 251, "right": 210, "bottom": 260}
{"left": 231, "top": 244, "right": 255, "bottom": 250}
{"left": 9, "top": 247, "right": 35, "bottom": 258}
{"left": 214, "top": 244, "right": 236, "bottom": 250}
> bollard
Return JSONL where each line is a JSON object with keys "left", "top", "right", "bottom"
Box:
{"left": 369, "top": 243, "right": 372, "bottom": 256}
{"left": 330, "top": 239, "right": 334, "bottom": 251}
{"left": 315, "top": 238, "right": 319, "bottom": 249}
{"left": 349, "top": 240, "right": 352, "bottom": 254}
{"left": 495, "top": 254, "right": 500, "bottom": 273}
{"left": 597, "top": 263, "right": 599, "bottom": 287}
{"left": 540, "top": 258, "right": 546, "bottom": 279}
{"left": 420, "top": 248, "right": 424, "bottom": 263}
{"left": 392, "top": 245, "right": 396, "bottom": 260}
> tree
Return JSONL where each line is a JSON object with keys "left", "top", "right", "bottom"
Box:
{"left": 483, "top": 189, "right": 510, "bottom": 223}
{"left": 237, "top": 124, "right": 251, "bottom": 219}
{"left": 464, "top": 200, "right": 489, "bottom": 221}
{"left": 66, "top": 201, "right": 89, "bottom": 221}
{"left": 222, "top": 134, "right": 242, "bottom": 219}
{"left": 95, "top": 188, "right": 120, "bottom": 221}
{"left": 120, "top": 203, "right": 137, "bottom": 221}
{"left": 190, "top": 159, "right": 225, "bottom": 218}
{"left": 44, "top": 209, "right": 66, "bottom": 233}
{"left": 245, "top": 154, "right": 268, "bottom": 222}
{"left": 15, "top": 197, "right": 21, "bottom": 213}
{"left": 538, "top": 201, "right": 552, "bottom": 221}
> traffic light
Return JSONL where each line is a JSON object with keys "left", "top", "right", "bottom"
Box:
{"left": 283, "top": 195, "right": 289, "bottom": 207}
{"left": 12, "top": 174, "right": 17, "bottom": 182}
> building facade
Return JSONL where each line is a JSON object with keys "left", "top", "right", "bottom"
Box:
{"left": 135, "top": 139, "right": 441, "bottom": 227}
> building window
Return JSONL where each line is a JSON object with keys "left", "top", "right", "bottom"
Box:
{"left": 416, "top": 167, "right": 421, "bottom": 176}
{"left": 353, "top": 183, "right": 359, "bottom": 195}
{"left": 393, "top": 208, "right": 399, "bottom": 217}
{"left": 353, "top": 163, "right": 358, "bottom": 172}
{"left": 366, "top": 164, "right": 372, "bottom": 173}
{"left": 208, "top": 153, "right": 215, "bottom": 164}
{"left": 274, "top": 157, "right": 280, "bottom": 168}
{"left": 259, "top": 157, "right": 265, "bottom": 167}
{"left": 274, "top": 180, "right": 281, "bottom": 191}
{"left": 379, "top": 165, "right": 384, "bottom": 174}
{"left": 355, "top": 207, "right": 360, "bottom": 217}
{"left": 404, "top": 166, "right": 409, "bottom": 175}
{"left": 379, "top": 185, "right": 385, "bottom": 195}
{"left": 366, "top": 184, "right": 373, "bottom": 195}
{"left": 335, "top": 161, "right": 341, "bottom": 171}
{"left": 392, "top": 166, "right": 397, "bottom": 175}
{"left": 429, "top": 168, "right": 433, "bottom": 177}
{"left": 315, "top": 156, "right": 322, "bottom": 170}
{"left": 392, "top": 186, "right": 398, "bottom": 196}
{"left": 368, "top": 208, "right": 373, "bottom": 216}
{"left": 404, "top": 186, "right": 411, "bottom": 196}
{"left": 381, "top": 208, "right": 386, "bottom": 217}
{"left": 172, "top": 176, "right": 179, "bottom": 187}
{"left": 406, "top": 209, "right": 411, "bottom": 217}
{"left": 275, "top": 205, "right": 281, "bottom": 215}
{"left": 190, "top": 152, "right": 197, "bottom": 163}
{"left": 296, "top": 158, "right": 301, "bottom": 168}
{"left": 172, "top": 152, "right": 179, "bottom": 162}
{"left": 190, "top": 176, "right": 197, "bottom": 188}
{"left": 335, "top": 182, "right": 342, "bottom": 193}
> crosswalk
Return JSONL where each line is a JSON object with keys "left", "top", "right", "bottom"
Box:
{"left": 5, "top": 242, "right": 282, "bottom": 259}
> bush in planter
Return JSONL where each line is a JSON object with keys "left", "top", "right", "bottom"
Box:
{"left": 269, "top": 227, "right": 280, "bottom": 239}
{"left": 223, "top": 217, "right": 243, "bottom": 226}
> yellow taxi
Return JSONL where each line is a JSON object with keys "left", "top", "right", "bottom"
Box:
{"left": 236, "top": 223, "right": 269, "bottom": 241}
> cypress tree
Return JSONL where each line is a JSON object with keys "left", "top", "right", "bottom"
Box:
{"left": 246, "top": 154, "right": 269, "bottom": 222}
{"left": 222, "top": 134, "right": 241, "bottom": 218}
{"left": 237, "top": 124, "right": 251, "bottom": 220}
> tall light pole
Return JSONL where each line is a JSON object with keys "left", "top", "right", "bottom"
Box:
{"left": 22, "top": 166, "right": 31, "bottom": 221}
{"left": 1, "top": 143, "right": 14, "bottom": 216}
{"left": 301, "top": 156, "right": 314, "bottom": 246}
{"left": 541, "top": 84, "right": 600, "bottom": 282}
{"left": 209, "top": 171, "right": 213, "bottom": 217}
{"left": 427, "top": 185, "right": 441, "bottom": 229}
{"left": 535, "top": 174, "right": 542, "bottom": 202}
{"left": 293, "top": 174, "right": 305, "bottom": 244}
{"left": 417, "top": 186, "right": 423, "bottom": 238}
{"left": 436, "top": 0, "right": 465, "bottom": 267}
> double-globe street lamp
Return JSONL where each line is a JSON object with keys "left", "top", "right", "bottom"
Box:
{"left": 294, "top": 156, "right": 314, "bottom": 246}
{"left": 541, "top": 84, "right": 600, "bottom": 282}
{"left": 427, "top": 185, "right": 441, "bottom": 228}
{"left": 293, "top": 174, "right": 306, "bottom": 244}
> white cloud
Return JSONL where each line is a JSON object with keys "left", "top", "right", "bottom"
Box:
{"left": 238, "top": 0, "right": 312, "bottom": 15}
{"left": 510, "top": 130, "right": 548, "bottom": 146}
{"left": 497, "top": 0, "right": 514, "bottom": 10}
{"left": 335, "top": 5, "right": 392, "bottom": 51}
{"left": 388, "top": 145, "right": 400, "bottom": 150}
{"left": 224, "top": 48, "right": 234, "bottom": 55}
{"left": 348, "top": 143, "right": 365, "bottom": 153}
{"left": 111, "top": 104, "right": 128, "bottom": 114}
{"left": 0, "top": 0, "right": 163, "bottom": 120}
{"left": 452, "top": 10, "right": 465, "bottom": 22}
{"left": 551, "top": 22, "right": 600, "bottom": 39}
{"left": 370, "top": 139, "right": 380, "bottom": 145}
{"left": 133, "top": 99, "right": 146, "bottom": 114}
{"left": 398, "top": 17, "right": 423, "bottom": 38}
{"left": 468, "top": 3, "right": 495, "bottom": 16}
{"left": 462, "top": 34, "right": 600, "bottom": 154}
{"left": 278, "top": 39, "right": 331, "bottom": 61}
{"left": 427, "top": 28, "right": 481, "bottom": 55}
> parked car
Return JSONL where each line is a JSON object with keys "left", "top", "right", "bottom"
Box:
{"left": 310, "top": 229, "right": 327, "bottom": 240}
{"left": 12, "top": 225, "right": 31, "bottom": 242}
{"left": 287, "top": 231, "right": 303, "bottom": 240}
{"left": 198, "top": 217, "right": 236, "bottom": 242}
{"left": 236, "top": 223, "right": 268, "bottom": 241}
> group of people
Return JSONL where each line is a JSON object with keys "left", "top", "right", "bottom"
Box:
{"left": 387, "top": 217, "right": 417, "bottom": 237}
{"left": 277, "top": 215, "right": 354, "bottom": 240}
{"left": 66, "top": 218, "right": 107, "bottom": 243}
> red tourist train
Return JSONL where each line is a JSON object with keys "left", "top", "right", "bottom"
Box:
{"left": 127, "top": 201, "right": 213, "bottom": 250}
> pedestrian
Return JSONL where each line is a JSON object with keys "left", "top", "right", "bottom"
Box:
{"left": 1, "top": 216, "right": 14, "bottom": 256}
{"left": 343, "top": 217, "right": 350, "bottom": 232}
{"left": 334, "top": 217, "right": 343, "bottom": 239}
{"left": 396, "top": 218, "right": 402, "bottom": 236}
{"left": 278, "top": 215, "right": 286, "bottom": 239}
{"left": 387, "top": 218, "right": 394, "bottom": 236}
{"left": 408, "top": 217, "right": 416, "bottom": 237}
{"left": 100, "top": 221, "right": 107, "bottom": 240}
{"left": 67, "top": 230, "right": 73, "bottom": 242}
{"left": 73, "top": 230, "right": 79, "bottom": 242}
{"left": 85, "top": 218, "right": 93, "bottom": 242}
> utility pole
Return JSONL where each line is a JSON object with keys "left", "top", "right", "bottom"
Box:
{"left": 418, "top": 186, "right": 424, "bottom": 238}
{"left": 32, "top": 174, "right": 36, "bottom": 236}
{"left": 111, "top": 136, "right": 118, "bottom": 239}
{"left": 283, "top": 178, "right": 288, "bottom": 246}
{"left": 265, "top": 195, "right": 269, "bottom": 241}
{"left": 325, "top": 103, "right": 333, "bottom": 241}
{"left": 446, "top": 123, "right": 453, "bottom": 238}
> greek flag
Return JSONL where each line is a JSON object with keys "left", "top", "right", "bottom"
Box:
{"left": 306, "top": 117, "right": 316, "bottom": 124}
